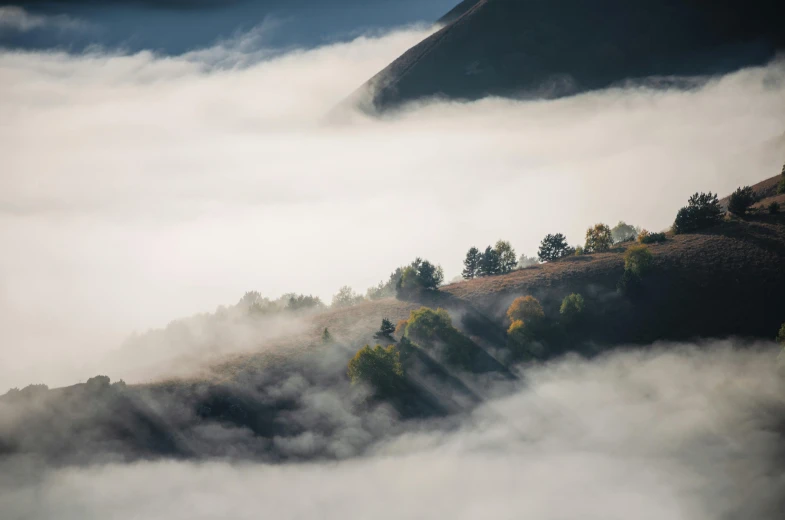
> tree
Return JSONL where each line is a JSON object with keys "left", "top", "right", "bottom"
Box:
{"left": 769, "top": 202, "right": 780, "bottom": 214}
{"left": 367, "top": 267, "right": 404, "bottom": 300}
{"left": 506, "top": 320, "right": 543, "bottom": 361}
{"left": 517, "top": 254, "right": 539, "bottom": 269}
{"left": 478, "top": 246, "right": 501, "bottom": 276}
{"left": 560, "top": 293, "right": 585, "bottom": 324}
{"left": 405, "top": 307, "right": 453, "bottom": 343}
{"left": 374, "top": 318, "right": 396, "bottom": 341}
{"left": 584, "top": 223, "right": 613, "bottom": 253}
{"left": 331, "top": 286, "right": 364, "bottom": 308}
{"left": 624, "top": 245, "right": 653, "bottom": 277}
{"left": 287, "top": 294, "right": 324, "bottom": 311}
{"left": 673, "top": 192, "right": 724, "bottom": 234}
{"left": 611, "top": 221, "right": 640, "bottom": 244}
{"left": 728, "top": 186, "right": 756, "bottom": 215}
{"left": 777, "top": 322, "right": 785, "bottom": 346}
{"left": 637, "top": 230, "right": 666, "bottom": 244}
{"left": 396, "top": 258, "right": 445, "bottom": 296}
{"left": 778, "top": 164, "right": 785, "bottom": 194}
{"left": 347, "top": 345, "right": 404, "bottom": 394}
{"left": 462, "top": 247, "right": 482, "bottom": 279}
{"left": 321, "top": 328, "right": 332, "bottom": 344}
{"left": 507, "top": 296, "right": 545, "bottom": 326}
{"left": 494, "top": 240, "right": 517, "bottom": 274}
{"left": 538, "top": 233, "right": 573, "bottom": 262}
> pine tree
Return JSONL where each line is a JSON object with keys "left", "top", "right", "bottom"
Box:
{"left": 374, "top": 318, "right": 396, "bottom": 340}
{"left": 462, "top": 247, "right": 481, "bottom": 279}
{"left": 479, "top": 246, "right": 501, "bottom": 277}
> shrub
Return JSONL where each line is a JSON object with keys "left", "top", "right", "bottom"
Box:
{"left": 494, "top": 240, "right": 518, "bottom": 274}
{"left": 404, "top": 307, "right": 474, "bottom": 367}
{"left": 506, "top": 320, "right": 544, "bottom": 361}
{"left": 538, "top": 233, "right": 574, "bottom": 262}
{"left": 347, "top": 345, "right": 404, "bottom": 393}
{"left": 507, "top": 296, "right": 545, "bottom": 326}
{"left": 395, "top": 319, "right": 408, "bottom": 336}
{"left": 728, "top": 186, "right": 756, "bottom": 215}
{"left": 462, "top": 247, "right": 482, "bottom": 279}
{"left": 672, "top": 192, "right": 724, "bottom": 234}
{"left": 374, "top": 318, "right": 396, "bottom": 340}
{"left": 584, "top": 224, "right": 613, "bottom": 253}
{"left": 85, "top": 375, "right": 111, "bottom": 390}
{"left": 637, "top": 230, "right": 666, "bottom": 244}
{"left": 405, "top": 307, "right": 453, "bottom": 343}
{"left": 559, "top": 293, "right": 585, "bottom": 324}
{"left": 624, "top": 245, "right": 653, "bottom": 277}
{"left": 574, "top": 246, "right": 584, "bottom": 256}
{"left": 769, "top": 201, "right": 780, "bottom": 214}
{"left": 611, "top": 221, "right": 640, "bottom": 244}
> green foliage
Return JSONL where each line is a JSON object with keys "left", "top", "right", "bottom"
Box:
{"left": 624, "top": 245, "right": 653, "bottom": 277}
{"left": 347, "top": 345, "right": 404, "bottom": 394}
{"left": 287, "top": 294, "right": 324, "bottom": 311}
{"left": 404, "top": 307, "right": 474, "bottom": 367}
{"left": 611, "top": 221, "right": 640, "bottom": 244}
{"left": 506, "top": 320, "right": 544, "bottom": 362}
{"left": 584, "top": 223, "right": 613, "bottom": 253}
{"left": 673, "top": 192, "right": 724, "bottom": 234}
{"left": 321, "top": 328, "right": 332, "bottom": 344}
{"left": 331, "top": 286, "right": 364, "bottom": 308}
{"left": 405, "top": 307, "right": 453, "bottom": 343}
{"left": 728, "top": 186, "right": 757, "bottom": 215}
{"left": 776, "top": 322, "right": 785, "bottom": 346}
{"left": 574, "top": 245, "right": 584, "bottom": 256}
{"left": 478, "top": 245, "right": 501, "bottom": 276}
{"left": 560, "top": 293, "right": 585, "bottom": 324}
{"left": 462, "top": 247, "right": 482, "bottom": 279}
{"left": 374, "top": 318, "right": 396, "bottom": 341}
{"left": 538, "top": 233, "right": 574, "bottom": 262}
{"left": 507, "top": 296, "right": 545, "bottom": 326}
{"left": 769, "top": 201, "right": 780, "bottom": 214}
{"left": 494, "top": 240, "right": 518, "bottom": 274}
{"left": 637, "top": 230, "right": 666, "bottom": 244}
{"left": 396, "top": 258, "right": 444, "bottom": 296}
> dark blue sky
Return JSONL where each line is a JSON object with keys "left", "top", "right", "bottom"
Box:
{"left": 1, "top": 0, "right": 459, "bottom": 53}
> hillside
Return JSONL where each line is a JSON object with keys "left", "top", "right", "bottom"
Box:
{"left": 356, "top": 0, "right": 785, "bottom": 110}
{"left": 2, "top": 174, "right": 785, "bottom": 466}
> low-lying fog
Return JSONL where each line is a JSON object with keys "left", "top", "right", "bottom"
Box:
{"left": 2, "top": 342, "right": 784, "bottom": 520}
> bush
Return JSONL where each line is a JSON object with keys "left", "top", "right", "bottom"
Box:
{"left": 624, "top": 245, "right": 653, "bottom": 277}
{"left": 637, "top": 230, "right": 666, "bottom": 244}
{"left": 559, "top": 293, "right": 585, "bottom": 324}
{"left": 507, "top": 296, "right": 545, "bottom": 326}
{"left": 728, "top": 186, "right": 756, "bottom": 215}
{"left": 611, "top": 221, "right": 640, "bottom": 244}
{"left": 85, "top": 375, "right": 111, "bottom": 391}
{"left": 405, "top": 307, "right": 453, "bottom": 343}
{"left": 404, "top": 307, "right": 474, "bottom": 367}
{"left": 506, "top": 320, "right": 545, "bottom": 361}
{"left": 673, "top": 192, "right": 724, "bottom": 234}
{"left": 769, "top": 201, "right": 780, "bottom": 214}
{"left": 396, "top": 258, "right": 444, "bottom": 296}
{"left": 374, "top": 318, "right": 396, "bottom": 341}
{"left": 584, "top": 223, "right": 613, "bottom": 253}
{"left": 574, "top": 246, "right": 584, "bottom": 256}
{"left": 538, "top": 233, "right": 574, "bottom": 262}
{"left": 347, "top": 345, "right": 404, "bottom": 394}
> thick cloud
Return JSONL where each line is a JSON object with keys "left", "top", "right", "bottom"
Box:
{"left": 2, "top": 343, "right": 784, "bottom": 520}
{"left": 1, "top": 25, "right": 784, "bottom": 390}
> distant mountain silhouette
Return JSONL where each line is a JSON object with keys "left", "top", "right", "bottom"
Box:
{"left": 358, "top": 0, "right": 785, "bottom": 110}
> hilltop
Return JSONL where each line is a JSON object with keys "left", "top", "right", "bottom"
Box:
{"left": 356, "top": 0, "right": 785, "bottom": 110}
